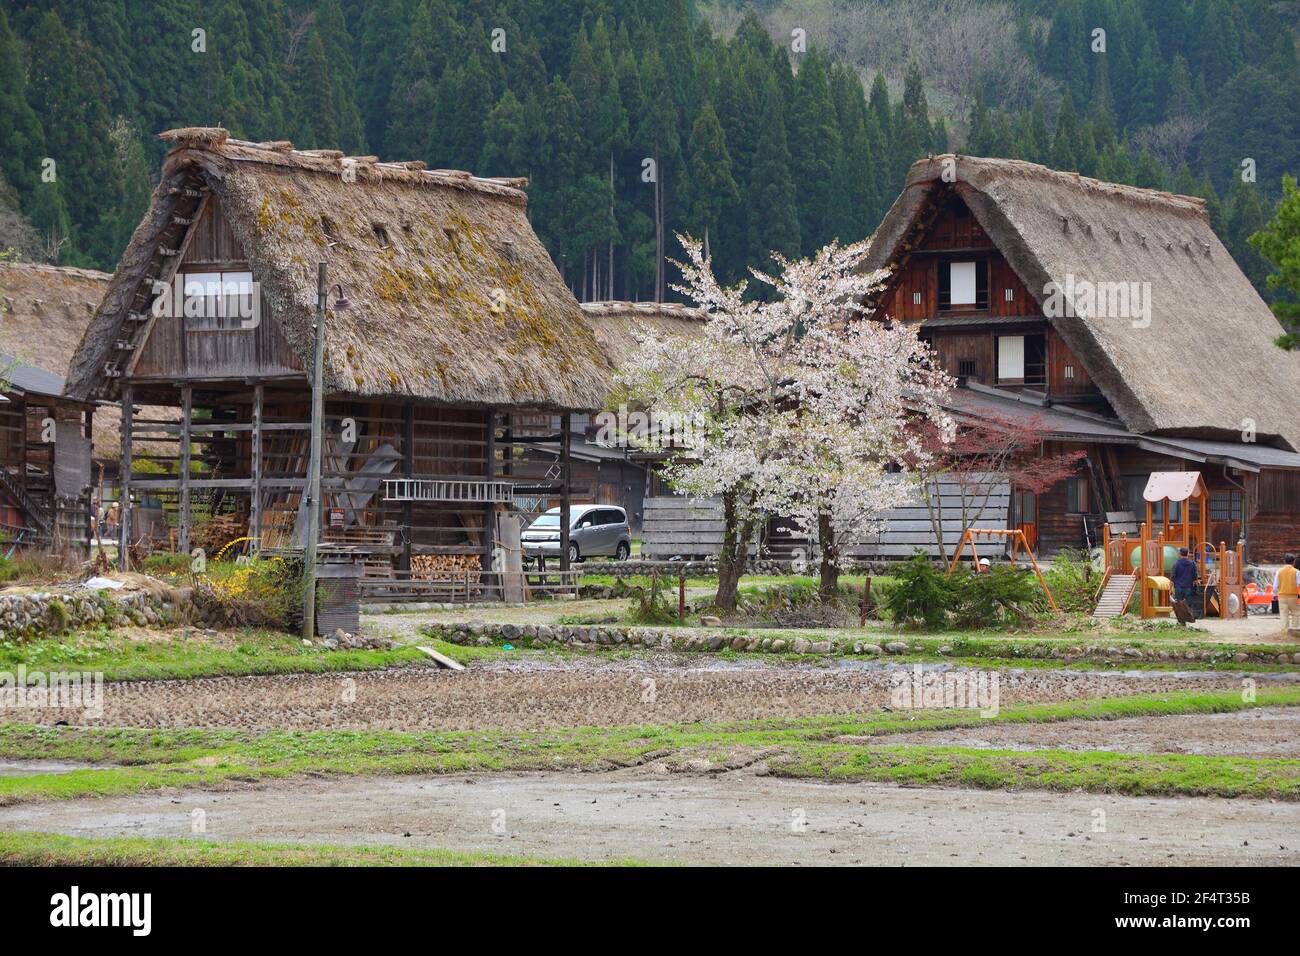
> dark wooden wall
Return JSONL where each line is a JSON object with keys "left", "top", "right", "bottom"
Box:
{"left": 1248, "top": 470, "right": 1300, "bottom": 562}
{"left": 131, "top": 197, "right": 303, "bottom": 381}
{"left": 882, "top": 197, "right": 1039, "bottom": 322}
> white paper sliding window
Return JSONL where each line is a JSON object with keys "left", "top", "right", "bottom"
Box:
{"left": 182, "top": 271, "right": 257, "bottom": 331}
{"left": 949, "top": 261, "right": 977, "bottom": 305}
{"left": 997, "top": 335, "right": 1025, "bottom": 381}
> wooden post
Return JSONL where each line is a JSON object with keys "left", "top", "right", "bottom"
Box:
{"left": 302, "top": 262, "right": 327, "bottom": 641}
{"left": 559, "top": 413, "right": 571, "bottom": 574}
{"left": 119, "top": 386, "right": 133, "bottom": 570}
{"left": 82, "top": 408, "right": 94, "bottom": 558}
{"left": 482, "top": 408, "right": 496, "bottom": 580}
{"left": 178, "top": 385, "right": 192, "bottom": 554}
{"left": 400, "top": 402, "right": 413, "bottom": 574}
{"left": 250, "top": 383, "right": 263, "bottom": 552}
{"left": 678, "top": 570, "right": 686, "bottom": 619}
{"left": 859, "top": 576, "right": 873, "bottom": 625}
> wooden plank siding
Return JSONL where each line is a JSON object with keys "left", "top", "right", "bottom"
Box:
{"left": 131, "top": 196, "right": 303, "bottom": 381}
{"left": 642, "top": 479, "right": 1011, "bottom": 561}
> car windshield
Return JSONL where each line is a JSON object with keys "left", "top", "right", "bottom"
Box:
{"left": 530, "top": 514, "right": 561, "bottom": 528}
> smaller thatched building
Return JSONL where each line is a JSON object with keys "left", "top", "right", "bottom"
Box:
{"left": 63, "top": 128, "right": 615, "bottom": 598}
{"left": 0, "top": 261, "right": 112, "bottom": 549}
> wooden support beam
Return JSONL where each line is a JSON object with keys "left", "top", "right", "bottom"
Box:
{"left": 400, "top": 402, "right": 413, "bottom": 574}
{"left": 251, "top": 383, "right": 263, "bottom": 552}
{"left": 560, "top": 413, "right": 571, "bottom": 573}
{"left": 482, "top": 408, "right": 497, "bottom": 577}
{"left": 178, "top": 385, "right": 192, "bottom": 553}
{"left": 119, "top": 387, "right": 133, "bottom": 569}
{"left": 83, "top": 408, "right": 94, "bottom": 558}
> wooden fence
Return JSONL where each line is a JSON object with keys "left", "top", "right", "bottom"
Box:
{"left": 641, "top": 476, "right": 1011, "bottom": 561}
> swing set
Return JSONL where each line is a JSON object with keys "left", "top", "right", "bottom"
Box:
{"left": 945, "top": 527, "right": 1059, "bottom": 613}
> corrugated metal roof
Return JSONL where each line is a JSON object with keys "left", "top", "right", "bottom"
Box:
{"left": 0, "top": 352, "right": 67, "bottom": 398}
{"left": 945, "top": 385, "right": 1300, "bottom": 471}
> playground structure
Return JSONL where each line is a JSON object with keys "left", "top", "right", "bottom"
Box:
{"left": 1095, "top": 471, "right": 1246, "bottom": 619}
{"left": 946, "top": 527, "right": 1059, "bottom": 613}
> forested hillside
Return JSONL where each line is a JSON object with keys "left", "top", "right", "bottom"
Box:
{"left": 0, "top": 0, "right": 1296, "bottom": 303}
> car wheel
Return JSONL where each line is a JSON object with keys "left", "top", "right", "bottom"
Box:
{"left": 567, "top": 542, "right": 580, "bottom": 565}
{"left": 615, "top": 541, "right": 630, "bottom": 561}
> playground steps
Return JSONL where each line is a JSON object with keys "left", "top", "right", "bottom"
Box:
{"left": 1093, "top": 573, "right": 1137, "bottom": 619}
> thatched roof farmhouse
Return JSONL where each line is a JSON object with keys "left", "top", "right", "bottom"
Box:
{"left": 863, "top": 154, "right": 1300, "bottom": 451}
{"left": 63, "top": 127, "right": 618, "bottom": 589}
{"left": 859, "top": 154, "right": 1300, "bottom": 560}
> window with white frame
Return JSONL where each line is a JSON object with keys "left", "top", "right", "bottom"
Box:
{"left": 181, "top": 271, "right": 257, "bottom": 331}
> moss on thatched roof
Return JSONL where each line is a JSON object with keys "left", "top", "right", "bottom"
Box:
{"left": 865, "top": 154, "right": 1300, "bottom": 451}
{"left": 579, "top": 300, "right": 705, "bottom": 369}
{"left": 66, "top": 127, "right": 613, "bottom": 411}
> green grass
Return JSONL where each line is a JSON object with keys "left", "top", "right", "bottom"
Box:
{"left": 0, "top": 629, "right": 473, "bottom": 681}
{"left": 0, "top": 830, "right": 641, "bottom": 867}
{"left": 438, "top": 620, "right": 1299, "bottom": 672}
{"left": 775, "top": 744, "right": 1300, "bottom": 798}
{"left": 2, "top": 687, "right": 1297, "bottom": 803}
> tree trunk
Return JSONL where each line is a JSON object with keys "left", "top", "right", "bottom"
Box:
{"left": 609, "top": 151, "right": 616, "bottom": 300}
{"left": 818, "top": 510, "right": 840, "bottom": 602}
{"left": 654, "top": 143, "right": 664, "bottom": 303}
{"left": 715, "top": 490, "right": 751, "bottom": 612}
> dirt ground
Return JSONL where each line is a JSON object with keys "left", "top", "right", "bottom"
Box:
{"left": 0, "top": 770, "right": 1294, "bottom": 865}
{"left": 23, "top": 660, "right": 1295, "bottom": 733}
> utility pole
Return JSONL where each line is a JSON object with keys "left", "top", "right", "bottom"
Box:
{"left": 303, "top": 262, "right": 326, "bottom": 641}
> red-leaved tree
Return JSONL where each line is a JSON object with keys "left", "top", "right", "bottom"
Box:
{"left": 909, "top": 412, "right": 1086, "bottom": 562}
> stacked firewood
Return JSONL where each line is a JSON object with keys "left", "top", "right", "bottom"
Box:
{"left": 192, "top": 513, "right": 249, "bottom": 558}
{"left": 411, "top": 553, "right": 481, "bottom": 580}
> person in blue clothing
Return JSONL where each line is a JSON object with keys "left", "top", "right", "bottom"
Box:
{"left": 1170, "top": 547, "right": 1198, "bottom": 614}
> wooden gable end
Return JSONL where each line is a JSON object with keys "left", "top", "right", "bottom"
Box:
{"left": 129, "top": 197, "right": 303, "bottom": 382}
{"left": 878, "top": 190, "right": 1099, "bottom": 402}
{"left": 881, "top": 196, "right": 1041, "bottom": 321}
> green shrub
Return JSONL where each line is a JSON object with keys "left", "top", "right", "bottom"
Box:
{"left": 139, "top": 552, "right": 194, "bottom": 577}
{"left": 46, "top": 599, "right": 70, "bottom": 634}
{"left": 948, "top": 564, "right": 1040, "bottom": 628}
{"left": 192, "top": 557, "right": 309, "bottom": 630}
{"left": 628, "top": 572, "right": 678, "bottom": 625}
{"left": 881, "top": 553, "right": 952, "bottom": 629}
{"left": 1042, "top": 548, "right": 1100, "bottom": 613}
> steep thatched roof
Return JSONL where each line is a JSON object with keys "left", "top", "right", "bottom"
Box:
{"left": 65, "top": 127, "right": 613, "bottom": 410}
{"left": 579, "top": 300, "right": 705, "bottom": 369}
{"left": 865, "top": 155, "right": 1300, "bottom": 451}
{"left": 0, "top": 261, "right": 178, "bottom": 461}
{"left": 0, "top": 261, "right": 108, "bottom": 390}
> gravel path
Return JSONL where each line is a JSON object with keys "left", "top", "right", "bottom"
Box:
{"left": 1, "top": 771, "right": 1294, "bottom": 865}
{"left": 8, "top": 660, "right": 1289, "bottom": 733}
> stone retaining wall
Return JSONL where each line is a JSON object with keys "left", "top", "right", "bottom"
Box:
{"left": 421, "top": 621, "right": 1298, "bottom": 664}
{"left": 0, "top": 588, "right": 182, "bottom": 640}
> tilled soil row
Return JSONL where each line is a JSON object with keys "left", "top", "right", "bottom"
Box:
{"left": 9, "top": 663, "right": 1283, "bottom": 733}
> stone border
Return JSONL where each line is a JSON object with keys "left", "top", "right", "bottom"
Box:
{"left": 0, "top": 589, "right": 180, "bottom": 641}
{"left": 421, "top": 621, "right": 1300, "bottom": 665}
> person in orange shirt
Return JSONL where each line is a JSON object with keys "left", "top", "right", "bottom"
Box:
{"left": 1277, "top": 554, "right": 1300, "bottom": 633}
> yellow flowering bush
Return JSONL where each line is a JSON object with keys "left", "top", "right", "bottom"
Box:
{"left": 193, "top": 557, "right": 308, "bottom": 630}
